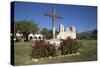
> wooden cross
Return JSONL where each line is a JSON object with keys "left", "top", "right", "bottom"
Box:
{"left": 44, "top": 7, "right": 63, "bottom": 39}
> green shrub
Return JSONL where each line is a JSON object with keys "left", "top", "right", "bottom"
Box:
{"left": 60, "top": 37, "right": 81, "bottom": 55}
{"left": 31, "top": 40, "right": 56, "bottom": 59}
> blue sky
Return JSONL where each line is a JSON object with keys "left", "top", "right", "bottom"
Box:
{"left": 13, "top": 1, "right": 97, "bottom": 32}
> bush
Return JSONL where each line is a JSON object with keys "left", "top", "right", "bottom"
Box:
{"left": 31, "top": 38, "right": 81, "bottom": 59}
{"left": 60, "top": 37, "right": 81, "bottom": 55}
{"left": 31, "top": 40, "right": 56, "bottom": 59}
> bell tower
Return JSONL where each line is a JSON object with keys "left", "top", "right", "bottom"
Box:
{"left": 59, "top": 24, "right": 64, "bottom": 32}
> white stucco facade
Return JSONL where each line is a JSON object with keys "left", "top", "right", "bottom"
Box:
{"left": 28, "top": 34, "right": 45, "bottom": 41}
{"left": 56, "top": 24, "right": 76, "bottom": 40}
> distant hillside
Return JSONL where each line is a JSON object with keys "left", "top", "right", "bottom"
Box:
{"left": 77, "top": 29, "right": 97, "bottom": 40}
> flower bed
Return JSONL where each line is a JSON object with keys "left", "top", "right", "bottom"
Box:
{"left": 31, "top": 40, "right": 56, "bottom": 59}
{"left": 60, "top": 37, "right": 81, "bottom": 55}
{"left": 31, "top": 38, "right": 81, "bottom": 59}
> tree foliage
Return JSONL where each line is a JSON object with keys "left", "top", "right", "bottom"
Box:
{"left": 40, "top": 28, "right": 52, "bottom": 39}
{"left": 40, "top": 28, "right": 58, "bottom": 39}
{"left": 14, "top": 20, "right": 39, "bottom": 34}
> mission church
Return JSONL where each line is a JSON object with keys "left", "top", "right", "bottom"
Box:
{"left": 28, "top": 24, "right": 76, "bottom": 41}
{"left": 56, "top": 24, "right": 76, "bottom": 40}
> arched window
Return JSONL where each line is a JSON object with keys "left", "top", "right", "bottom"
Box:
{"left": 34, "top": 37, "right": 37, "bottom": 39}
{"left": 38, "top": 36, "right": 41, "bottom": 39}
{"left": 29, "top": 36, "right": 33, "bottom": 40}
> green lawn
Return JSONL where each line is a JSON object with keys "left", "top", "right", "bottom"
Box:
{"left": 14, "top": 40, "right": 97, "bottom": 65}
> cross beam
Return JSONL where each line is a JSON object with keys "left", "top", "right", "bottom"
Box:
{"left": 44, "top": 7, "right": 63, "bottom": 39}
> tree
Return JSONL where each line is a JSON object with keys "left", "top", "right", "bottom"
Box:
{"left": 14, "top": 20, "right": 39, "bottom": 41}
{"left": 40, "top": 28, "right": 59, "bottom": 39}
{"left": 40, "top": 28, "right": 52, "bottom": 39}
{"left": 14, "top": 20, "right": 39, "bottom": 34}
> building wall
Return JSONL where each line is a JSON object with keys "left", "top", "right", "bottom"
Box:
{"left": 57, "top": 24, "right": 76, "bottom": 40}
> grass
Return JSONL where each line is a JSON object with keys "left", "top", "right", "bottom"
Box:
{"left": 14, "top": 40, "right": 97, "bottom": 65}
